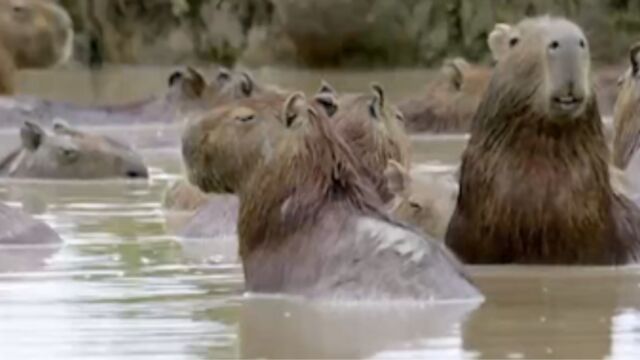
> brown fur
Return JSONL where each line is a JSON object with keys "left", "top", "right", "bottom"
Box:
{"left": 235, "top": 94, "right": 479, "bottom": 300}
{"left": 0, "top": 0, "right": 73, "bottom": 68}
{"left": 446, "top": 17, "right": 640, "bottom": 264}
{"left": 613, "top": 44, "right": 640, "bottom": 169}
{"left": 318, "top": 83, "right": 411, "bottom": 202}
{"left": 162, "top": 179, "right": 210, "bottom": 212}
{"left": 398, "top": 58, "right": 490, "bottom": 133}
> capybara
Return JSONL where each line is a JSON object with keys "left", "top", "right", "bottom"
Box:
{"left": 0, "top": 120, "right": 149, "bottom": 179}
{"left": 184, "top": 91, "right": 481, "bottom": 300}
{"left": 316, "top": 82, "right": 411, "bottom": 202}
{"left": 398, "top": 58, "right": 490, "bottom": 133}
{"left": 0, "top": 201, "right": 60, "bottom": 245}
{"left": 0, "top": 0, "right": 73, "bottom": 68}
{"left": 613, "top": 42, "right": 640, "bottom": 170}
{"left": 385, "top": 160, "right": 458, "bottom": 240}
{"left": 446, "top": 16, "right": 640, "bottom": 264}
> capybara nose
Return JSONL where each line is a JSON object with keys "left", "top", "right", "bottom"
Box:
{"left": 126, "top": 166, "right": 149, "bottom": 179}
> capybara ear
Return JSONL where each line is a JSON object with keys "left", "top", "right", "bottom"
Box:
{"left": 239, "top": 71, "right": 255, "bottom": 97}
{"left": 185, "top": 66, "right": 206, "bottom": 97}
{"left": 318, "top": 80, "right": 337, "bottom": 95}
{"left": 442, "top": 58, "right": 469, "bottom": 90}
{"left": 488, "top": 23, "right": 513, "bottom": 62}
{"left": 282, "top": 92, "right": 307, "bottom": 128}
{"left": 630, "top": 42, "right": 640, "bottom": 75}
{"left": 368, "top": 82, "right": 385, "bottom": 119}
{"left": 167, "top": 70, "right": 184, "bottom": 87}
{"left": 21, "top": 121, "right": 45, "bottom": 150}
{"left": 384, "top": 159, "right": 410, "bottom": 195}
{"left": 215, "top": 67, "right": 232, "bottom": 84}
{"left": 314, "top": 92, "right": 338, "bottom": 117}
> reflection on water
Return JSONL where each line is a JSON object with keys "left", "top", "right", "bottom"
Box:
{"left": 2, "top": 67, "right": 640, "bottom": 359}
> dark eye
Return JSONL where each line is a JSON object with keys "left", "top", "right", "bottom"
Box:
{"left": 579, "top": 39, "right": 586, "bottom": 49}
{"left": 509, "top": 37, "right": 519, "bottom": 48}
{"left": 409, "top": 202, "right": 421, "bottom": 210}
{"left": 549, "top": 41, "right": 560, "bottom": 50}
{"left": 395, "top": 111, "right": 405, "bottom": 123}
{"left": 12, "top": 4, "right": 29, "bottom": 19}
{"left": 59, "top": 148, "right": 79, "bottom": 162}
{"left": 236, "top": 114, "right": 255, "bottom": 123}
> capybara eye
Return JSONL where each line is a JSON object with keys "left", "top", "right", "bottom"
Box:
{"left": 549, "top": 41, "right": 560, "bottom": 50}
{"left": 509, "top": 37, "right": 519, "bottom": 48}
{"left": 395, "top": 111, "right": 405, "bottom": 123}
{"left": 579, "top": 39, "right": 586, "bottom": 49}
{"left": 236, "top": 114, "right": 255, "bottom": 123}
{"left": 409, "top": 202, "right": 422, "bottom": 210}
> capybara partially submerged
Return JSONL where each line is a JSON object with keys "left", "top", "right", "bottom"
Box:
{"left": 0, "top": 202, "right": 60, "bottom": 245}
{"left": 385, "top": 160, "right": 458, "bottom": 240}
{"left": 398, "top": 58, "right": 490, "bottom": 133}
{"left": 0, "top": 120, "right": 148, "bottom": 179}
{"left": 613, "top": 43, "right": 640, "bottom": 170}
{"left": 446, "top": 16, "right": 640, "bottom": 264}
{"left": 317, "top": 82, "right": 410, "bottom": 202}
{"left": 184, "top": 92, "right": 481, "bottom": 301}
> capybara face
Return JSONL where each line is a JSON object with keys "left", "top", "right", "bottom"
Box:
{"left": 494, "top": 17, "right": 591, "bottom": 120}
{"left": 181, "top": 95, "right": 288, "bottom": 194}
{"left": 0, "top": 0, "right": 73, "bottom": 68}
{"left": 612, "top": 42, "right": 640, "bottom": 168}
{"left": 0, "top": 121, "right": 148, "bottom": 179}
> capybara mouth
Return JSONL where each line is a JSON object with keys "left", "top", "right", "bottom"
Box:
{"left": 552, "top": 95, "right": 584, "bottom": 111}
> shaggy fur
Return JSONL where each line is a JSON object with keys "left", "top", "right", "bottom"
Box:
{"left": 613, "top": 43, "right": 640, "bottom": 169}
{"left": 446, "top": 17, "right": 640, "bottom": 264}
{"left": 237, "top": 95, "right": 480, "bottom": 300}
{"left": 398, "top": 58, "right": 490, "bottom": 133}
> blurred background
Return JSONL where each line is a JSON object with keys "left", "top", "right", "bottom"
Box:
{"left": 59, "top": 0, "right": 640, "bottom": 68}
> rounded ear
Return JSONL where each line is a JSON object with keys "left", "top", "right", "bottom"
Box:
{"left": 167, "top": 70, "right": 183, "bottom": 87}
{"left": 239, "top": 71, "right": 255, "bottom": 97}
{"left": 318, "top": 80, "right": 337, "bottom": 95}
{"left": 630, "top": 42, "right": 640, "bottom": 75}
{"left": 21, "top": 121, "right": 45, "bottom": 150}
{"left": 441, "top": 58, "right": 469, "bottom": 90}
{"left": 488, "top": 23, "right": 512, "bottom": 62}
{"left": 384, "top": 160, "right": 410, "bottom": 195}
{"left": 282, "top": 92, "right": 307, "bottom": 128}
{"left": 314, "top": 92, "right": 338, "bottom": 117}
{"left": 215, "top": 67, "right": 232, "bottom": 85}
{"left": 185, "top": 66, "right": 206, "bottom": 97}
{"left": 369, "top": 82, "right": 385, "bottom": 119}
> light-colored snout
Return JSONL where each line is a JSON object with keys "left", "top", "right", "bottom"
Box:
{"left": 546, "top": 35, "right": 590, "bottom": 117}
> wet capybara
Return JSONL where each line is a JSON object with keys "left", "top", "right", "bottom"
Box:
{"left": 398, "top": 58, "right": 490, "bottom": 133}
{"left": 185, "top": 91, "right": 480, "bottom": 300}
{"left": 0, "top": 120, "right": 149, "bottom": 179}
{"left": 446, "top": 16, "right": 640, "bottom": 264}
{"left": 385, "top": 160, "right": 458, "bottom": 240}
{"left": 316, "top": 82, "right": 410, "bottom": 202}
{"left": 613, "top": 43, "right": 640, "bottom": 170}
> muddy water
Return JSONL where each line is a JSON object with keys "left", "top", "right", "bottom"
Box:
{"left": 1, "top": 67, "right": 640, "bottom": 359}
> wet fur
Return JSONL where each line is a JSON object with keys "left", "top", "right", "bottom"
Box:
{"left": 237, "top": 100, "right": 479, "bottom": 300}
{"left": 446, "top": 18, "right": 640, "bottom": 264}
{"left": 613, "top": 68, "right": 640, "bottom": 169}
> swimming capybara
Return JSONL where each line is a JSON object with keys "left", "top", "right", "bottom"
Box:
{"left": 398, "top": 58, "right": 490, "bottom": 133}
{"left": 385, "top": 160, "right": 458, "bottom": 240}
{"left": 185, "top": 92, "right": 480, "bottom": 300}
{"left": 613, "top": 42, "right": 640, "bottom": 169}
{"left": 0, "top": 120, "right": 148, "bottom": 179}
{"left": 446, "top": 16, "right": 640, "bottom": 264}
{"left": 316, "top": 82, "right": 411, "bottom": 202}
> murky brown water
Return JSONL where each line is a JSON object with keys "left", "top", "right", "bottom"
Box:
{"left": 1, "top": 67, "right": 640, "bottom": 359}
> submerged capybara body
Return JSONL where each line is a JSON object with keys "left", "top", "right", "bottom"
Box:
{"left": 446, "top": 16, "right": 640, "bottom": 264}
{"left": 398, "top": 58, "right": 490, "bottom": 133}
{"left": 183, "top": 92, "right": 480, "bottom": 300}
{"left": 0, "top": 121, "right": 148, "bottom": 179}
{"left": 316, "top": 83, "right": 410, "bottom": 202}
{"left": 613, "top": 43, "right": 640, "bottom": 170}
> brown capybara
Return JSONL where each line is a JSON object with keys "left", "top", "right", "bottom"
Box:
{"left": 185, "top": 91, "right": 481, "bottom": 300}
{"left": 398, "top": 58, "right": 490, "bottom": 133}
{"left": 162, "top": 179, "right": 210, "bottom": 212}
{"left": 613, "top": 43, "right": 640, "bottom": 170}
{"left": 0, "top": 0, "right": 73, "bottom": 68}
{"left": 316, "top": 82, "right": 411, "bottom": 202}
{"left": 385, "top": 160, "right": 458, "bottom": 240}
{"left": 0, "top": 120, "right": 148, "bottom": 179}
{"left": 446, "top": 16, "right": 640, "bottom": 265}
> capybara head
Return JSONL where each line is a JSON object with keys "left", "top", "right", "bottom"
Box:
{"left": 0, "top": 121, "right": 149, "bottom": 179}
{"left": 612, "top": 42, "right": 640, "bottom": 169}
{"left": 447, "top": 17, "right": 640, "bottom": 264}
{"left": 385, "top": 160, "right": 457, "bottom": 239}
{"left": 0, "top": 0, "right": 73, "bottom": 68}
{"left": 181, "top": 93, "right": 289, "bottom": 194}
{"left": 399, "top": 58, "right": 490, "bottom": 133}
{"left": 316, "top": 82, "right": 410, "bottom": 202}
